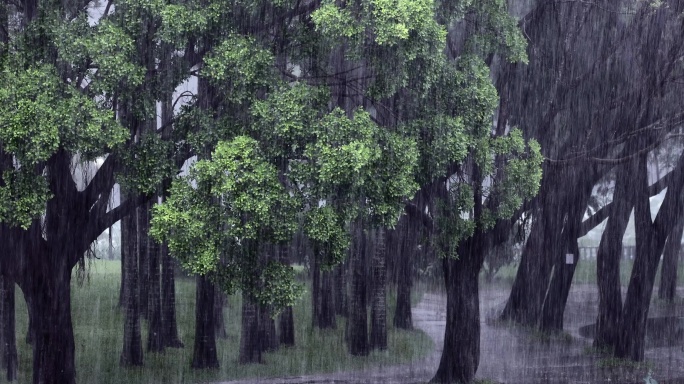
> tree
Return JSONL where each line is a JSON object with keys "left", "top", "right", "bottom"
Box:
{"left": 120, "top": 197, "right": 143, "bottom": 367}
{"left": 658, "top": 216, "right": 683, "bottom": 302}
{"left": 499, "top": 0, "right": 684, "bottom": 337}
{"left": 370, "top": 227, "right": 388, "bottom": 350}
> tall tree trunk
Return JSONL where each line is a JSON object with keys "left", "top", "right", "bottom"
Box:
{"left": 594, "top": 165, "right": 633, "bottom": 350}
{"left": 615, "top": 155, "right": 682, "bottom": 361}
{"left": 120, "top": 206, "right": 143, "bottom": 367}
{"left": 539, "top": 174, "right": 593, "bottom": 332}
{"left": 334, "top": 261, "right": 348, "bottom": 317}
{"left": 658, "top": 216, "right": 683, "bottom": 302}
{"left": 191, "top": 275, "right": 219, "bottom": 369}
{"left": 1, "top": 276, "right": 17, "bottom": 381}
{"left": 119, "top": 219, "right": 126, "bottom": 309}
{"left": 278, "top": 306, "right": 295, "bottom": 346}
{"left": 320, "top": 270, "right": 337, "bottom": 329}
{"left": 500, "top": 170, "right": 566, "bottom": 326}
{"left": 214, "top": 290, "right": 228, "bottom": 339}
{"left": 499, "top": 209, "right": 556, "bottom": 325}
{"left": 26, "top": 242, "right": 77, "bottom": 384}
{"left": 431, "top": 238, "right": 483, "bottom": 384}
{"left": 24, "top": 294, "right": 34, "bottom": 346}
{"left": 370, "top": 227, "right": 387, "bottom": 350}
{"left": 258, "top": 304, "right": 279, "bottom": 352}
{"left": 311, "top": 248, "right": 321, "bottom": 328}
{"left": 394, "top": 217, "right": 415, "bottom": 330}
{"left": 158, "top": 90, "right": 184, "bottom": 348}
{"left": 278, "top": 245, "right": 295, "bottom": 346}
{"left": 137, "top": 205, "right": 150, "bottom": 321}
{"left": 348, "top": 221, "right": 369, "bottom": 356}
{"left": 147, "top": 201, "right": 164, "bottom": 352}
{"left": 160, "top": 241, "right": 184, "bottom": 348}
{"left": 239, "top": 293, "right": 261, "bottom": 364}
{"left": 29, "top": 271, "right": 76, "bottom": 384}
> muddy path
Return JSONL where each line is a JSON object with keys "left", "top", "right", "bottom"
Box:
{"left": 215, "top": 284, "right": 684, "bottom": 384}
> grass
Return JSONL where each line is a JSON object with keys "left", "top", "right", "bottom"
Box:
{"left": 4, "top": 259, "right": 433, "bottom": 384}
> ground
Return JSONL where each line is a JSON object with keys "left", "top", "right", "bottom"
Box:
{"left": 215, "top": 283, "right": 684, "bottom": 384}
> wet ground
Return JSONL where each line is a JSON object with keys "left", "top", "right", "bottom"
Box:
{"left": 216, "top": 284, "right": 684, "bottom": 384}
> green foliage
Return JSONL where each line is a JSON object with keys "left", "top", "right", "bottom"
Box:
{"left": 151, "top": 136, "right": 301, "bottom": 308}
{"left": 304, "top": 205, "right": 351, "bottom": 267}
{"left": 492, "top": 130, "right": 543, "bottom": 219}
{"left": 118, "top": 133, "right": 176, "bottom": 195}
{"left": 203, "top": 35, "right": 275, "bottom": 103}
{"left": 0, "top": 169, "right": 52, "bottom": 229}
{"left": 250, "top": 83, "right": 329, "bottom": 159}
{"left": 311, "top": 2, "right": 364, "bottom": 40}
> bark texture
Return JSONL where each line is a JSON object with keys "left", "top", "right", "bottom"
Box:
{"left": 239, "top": 293, "right": 261, "bottom": 364}
{"left": 394, "top": 217, "right": 415, "bottom": 330}
{"left": 658, "top": 217, "right": 683, "bottom": 302}
{"left": 348, "top": 222, "right": 368, "bottom": 356}
{"left": 1, "top": 276, "right": 17, "bottom": 381}
{"left": 191, "top": 275, "right": 219, "bottom": 369}
{"left": 594, "top": 165, "right": 633, "bottom": 350}
{"left": 160, "top": 242, "right": 184, "bottom": 348}
{"left": 120, "top": 204, "right": 143, "bottom": 367}
{"left": 147, "top": 200, "right": 164, "bottom": 352}
{"left": 370, "top": 227, "right": 387, "bottom": 350}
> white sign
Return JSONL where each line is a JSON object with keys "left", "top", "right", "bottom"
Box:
{"left": 565, "top": 254, "right": 574, "bottom": 265}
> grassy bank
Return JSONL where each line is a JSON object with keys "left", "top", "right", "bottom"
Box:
{"left": 4, "top": 260, "right": 433, "bottom": 384}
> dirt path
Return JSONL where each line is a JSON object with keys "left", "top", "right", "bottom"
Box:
{"left": 215, "top": 285, "right": 684, "bottom": 384}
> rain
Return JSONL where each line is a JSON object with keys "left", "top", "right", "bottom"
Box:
{"left": 0, "top": 0, "right": 683, "bottom": 383}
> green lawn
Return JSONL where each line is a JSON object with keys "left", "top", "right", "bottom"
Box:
{"left": 4, "top": 260, "right": 433, "bottom": 384}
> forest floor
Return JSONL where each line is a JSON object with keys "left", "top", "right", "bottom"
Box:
{"left": 217, "top": 283, "right": 684, "bottom": 384}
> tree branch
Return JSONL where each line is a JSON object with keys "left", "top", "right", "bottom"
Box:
{"left": 579, "top": 169, "right": 674, "bottom": 237}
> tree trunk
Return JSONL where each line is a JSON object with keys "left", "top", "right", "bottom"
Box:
{"left": 118, "top": 219, "right": 126, "bottom": 309}
{"left": 1, "top": 276, "right": 17, "bottom": 381}
{"left": 499, "top": 211, "right": 555, "bottom": 325}
{"left": 137, "top": 205, "right": 150, "bottom": 321}
{"left": 279, "top": 306, "right": 295, "bottom": 346}
{"left": 120, "top": 207, "right": 143, "bottom": 367}
{"left": 146, "top": 203, "right": 164, "bottom": 352}
{"left": 539, "top": 177, "right": 592, "bottom": 332}
{"left": 239, "top": 293, "right": 261, "bottom": 364}
{"left": 658, "top": 217, "right": 683, "bottom": 302}
{"left": 348, "top": 222, "right": 368, "bottom": 356}
{"left": 501, "top": 170, "right": 567, "bottom": 326}
{"left": 21, "top": 287, "right": 34, "bottom": 345}
{"left": 29, "top": 261, "right": 76, "bottom": 384}
{"left": 160, "top": 242, "right": 184, "bottom": 348}
{"left": 594, "top": 165, "right": 633, "bottom": 350}
{"left": 370, "top": 227, "right": 387, "bottom": 350}
{"left": 312, "top": 249, "right": 321, "bottom": 328}
{"left": 431, "top": 241, "right": 482, "bottom": 383}
{"left": 191, "top": 275, "right": 219, "bottom": 369}
{"left": 214, "top": 290, "right": 228, "bottom": 339}
{"left": 278, "top": 245, "right": 295, "bottom": 346}
{"left": 334, "top": 261, "right": 348, "bottom": 317}
{"left": 394, "top": 217, "right": 415, "bottom": 330}
{"left": 320, "top": 270, "right": 337, "bottom": 329}
{"left": 258, "top": 304, "right": 279, "bottom": 352}
{"left": 616, "top": 156, "right": 673, "bottom": 361}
